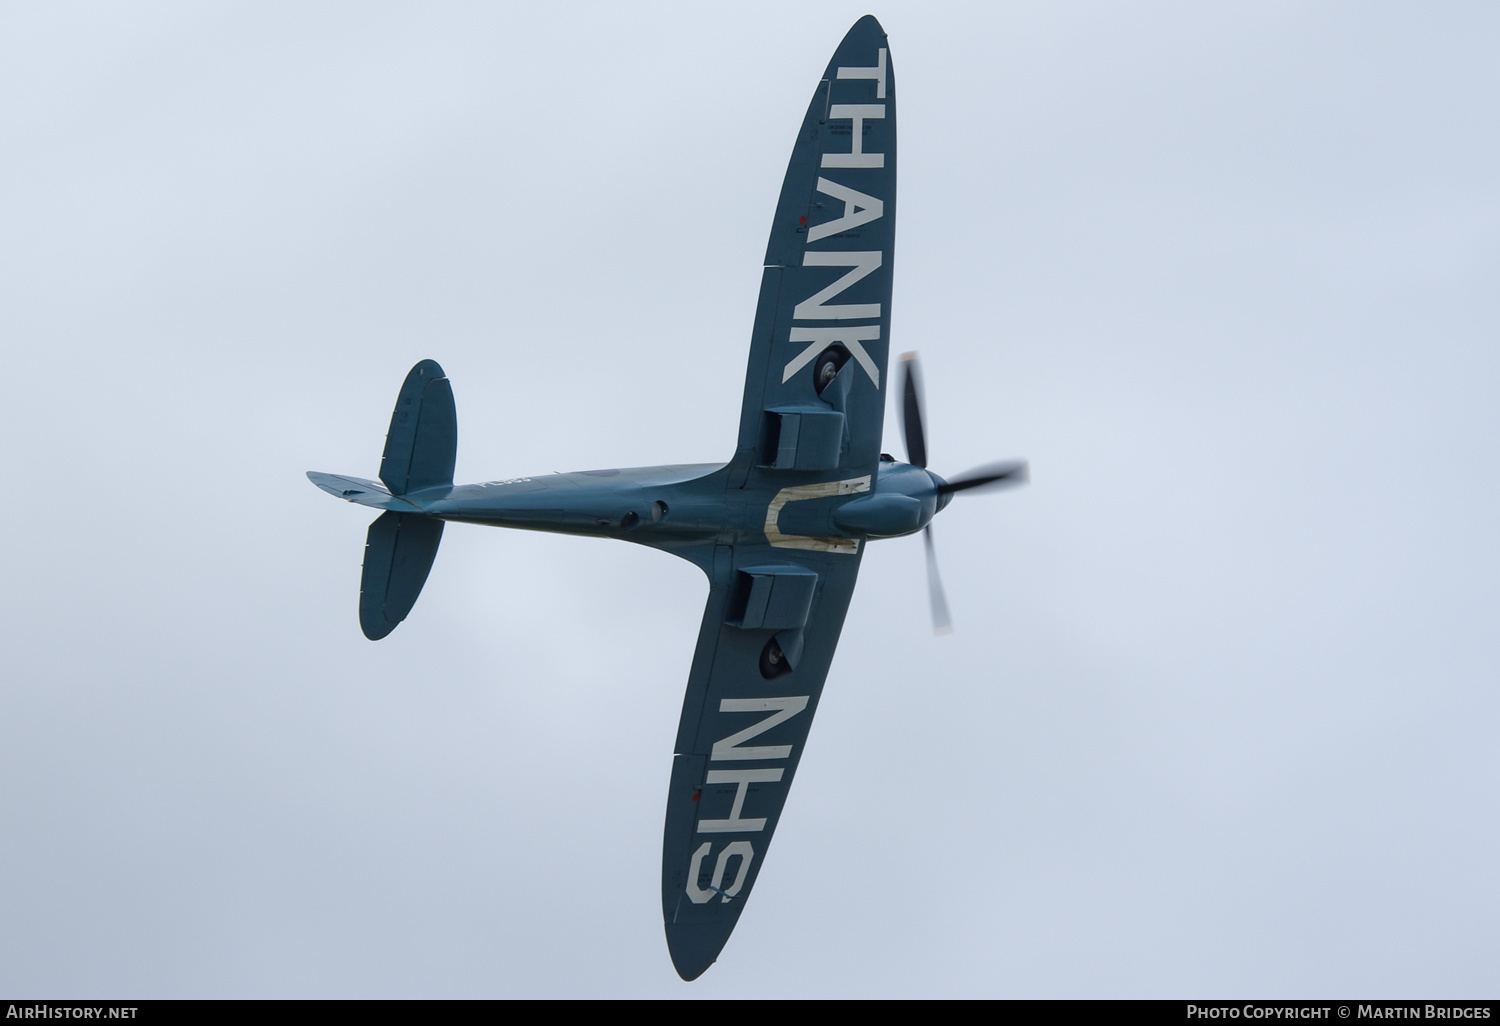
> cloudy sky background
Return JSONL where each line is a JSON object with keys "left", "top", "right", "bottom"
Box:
{"left": 2, "top": 1, "right": 1497, "bottom": 998}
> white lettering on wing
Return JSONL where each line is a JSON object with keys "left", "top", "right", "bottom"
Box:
{"left": 806, "top": 178, "right": 883, "bottom": 243}
{"left": 697, "top": 768, "right": 785, "bottom": 833}
{"left": 836, "top": 47, "right": 887, "bottom": 98}
{"left": 792, "top": 251, "right": 882, "bottom": 320}
{"left": 685, "top": 841, "right": 756, "bottom": 904}
{"left": 784, "top": 326, "right": 881, "bottom": 386}
{"left": 711, "top": 697, "right": 811, "bottom": 761}
{"left": 822, "top": 104, "right": 886, "bottom": 169}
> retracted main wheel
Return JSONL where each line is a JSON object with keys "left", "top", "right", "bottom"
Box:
{"left": 813, "top": 347, "right": 849, "bottom": 395}
{"left": 759, "top": 637, "right": 794, "bottom": 679}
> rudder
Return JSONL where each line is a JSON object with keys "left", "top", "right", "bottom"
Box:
{"left": 379, "top": 359, "right": 457, "bottom": 496}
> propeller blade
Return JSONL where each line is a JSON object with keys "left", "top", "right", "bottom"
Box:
{"left": 899, "top": 351, "right": 928, "bottom": 469}
{"left": 923, "top": 525, "right": 953, "bottom": 635}
{"left": 937, "top": 459, "right": 1029, "bottom": 496}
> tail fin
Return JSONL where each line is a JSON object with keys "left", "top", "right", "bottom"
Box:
{"left": 380, "top": 359, "right": 456, "bottom": 496}
{"left": 359, "top": 360, "right": 456, "bottom": 638}
{"left": 307, "top": 360, "right": 457, "bottom": 640}
{"left": 359, "top": 511, "right": 444, "bottom": 640}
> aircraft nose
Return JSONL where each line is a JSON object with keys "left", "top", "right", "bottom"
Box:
{"left": 927, "top": 470, "right": 954, "bottom": 513}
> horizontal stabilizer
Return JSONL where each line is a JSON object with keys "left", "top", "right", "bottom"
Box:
{"left": 306, "top": 472, "right": 422, "bottom": 511}
{"left": 380, "top": 360, "right": 457, "bottom": 497}
{"left": 359, "top": 511, "right": 444, "bottom": 640}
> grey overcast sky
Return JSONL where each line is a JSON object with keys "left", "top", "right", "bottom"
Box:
{"left": 2, "top": 1, "right": 1497, "bottom": 998}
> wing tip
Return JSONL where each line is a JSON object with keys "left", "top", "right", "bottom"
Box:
{"left": 665, "top": 921, "right": 732, "bottom": 982}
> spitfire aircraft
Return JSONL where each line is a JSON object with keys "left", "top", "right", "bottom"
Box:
{"left": 309, "top": 16, "right": 1026, "bottom": 980}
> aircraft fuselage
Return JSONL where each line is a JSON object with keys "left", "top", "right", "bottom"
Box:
{"left": 413, "top": 459, "right": 945, "bottom": 565}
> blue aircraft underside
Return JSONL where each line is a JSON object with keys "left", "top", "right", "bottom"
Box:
{"left": 314, "top": 461, "right": 940, "bottom": 548}
{"left": 308, "top": 15, "right": 1025, "bottom": 981}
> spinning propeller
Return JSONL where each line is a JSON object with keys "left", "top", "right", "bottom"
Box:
{"left": 898, "top": 351, "right": 1029, "bottom": 634}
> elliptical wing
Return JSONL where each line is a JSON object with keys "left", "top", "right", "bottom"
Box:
{"left": 727, "top": 15, "right": 896, "bottom": 486}
{"left": 662, "top": 542, "right": 863, "bottom": 980}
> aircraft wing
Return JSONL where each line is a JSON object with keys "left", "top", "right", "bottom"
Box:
{"left": 728, "top": 14, "right": 896, "bottom": 486}
{"left": 661, "top": 15, "right": 896, "bottom": 980}
{"left": 661, "top": 540, "right": 864, "bottom": 980}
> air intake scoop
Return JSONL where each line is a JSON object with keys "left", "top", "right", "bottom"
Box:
{"left": 831, "top": 493, "right": 922, "bottom": 538}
